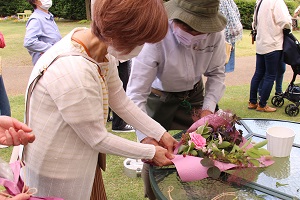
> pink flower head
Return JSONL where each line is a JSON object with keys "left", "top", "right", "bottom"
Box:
{"left": 189, "top": 132, "right": 206, "bottom": 149}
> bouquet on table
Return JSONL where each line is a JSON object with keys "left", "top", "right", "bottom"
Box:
{"left": 171, "top": 110, "right": 274, "bottom": 182}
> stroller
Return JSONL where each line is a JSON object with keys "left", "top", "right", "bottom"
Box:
{"left": 271, "top": 65, "right": 300, "bottom": 116}
{"left": 271, "top": 29, "right": 300, "bottom": 116}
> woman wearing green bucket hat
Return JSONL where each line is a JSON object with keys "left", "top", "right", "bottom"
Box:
{"left": 127, "top": 0, "right": 227, "bottom": 199}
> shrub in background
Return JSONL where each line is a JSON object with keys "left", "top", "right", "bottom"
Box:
{"left": 0, "top": 0, "right": 86, "bottom": 20}
{"left": 0, "top": 0, "right": 31, "bottom": 17}
{"left": 51, "top": 0, "right": 86, "bottom": 20}
{"left": 0, "top": 0, "right": 299, "bottom": 24}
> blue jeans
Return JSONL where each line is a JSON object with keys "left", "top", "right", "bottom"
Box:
{"left": 275, "top": 62, "right": 286, "bottom": 94}
{"left": 250, "top": 50, "right": 283, "bottom": 107}
{"left": 0, "top": 75, "right": 11, "bottom": 116}
{"left": 225, "top": 43, "right": 235, "bottom": 73}
{"left": 258, "top": 62, "right": 286, "bottom": 95}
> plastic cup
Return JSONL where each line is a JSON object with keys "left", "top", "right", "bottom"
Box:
{"left": 266, "top": 127, "right": 295, "bottom": 157}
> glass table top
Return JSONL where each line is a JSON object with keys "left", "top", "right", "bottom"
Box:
{"left": 149, "top": 119, "right": 300, "bottom": 200}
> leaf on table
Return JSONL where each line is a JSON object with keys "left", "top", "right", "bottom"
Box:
{"left": 276, "top": 182, "right": 289, "bottom": 188}
{"left": 207, "top": 166, "right": 221, "bottom": 179}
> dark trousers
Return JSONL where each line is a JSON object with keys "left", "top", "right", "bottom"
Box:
{"left": 250, "top": 50, "right": 283, "bottom": 107}
{"left": 146, "top": 80, "right": 204, "bottom": 131}
{"left": 0, "top": 75, "right": 11, "bottom": 116}
{"left": 112, "top": 61, "right": 130, "bottom": 130}
{"left": 258, "top": 61, "right": 286, "bottom": 95}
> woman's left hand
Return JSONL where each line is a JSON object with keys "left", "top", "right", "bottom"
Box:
{"left": 158, "top": 132, "right": 178, "bottom": 154}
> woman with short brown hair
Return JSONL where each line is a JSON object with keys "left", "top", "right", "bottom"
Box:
{"left": 20, "top": 0, "right": 176, "bottom": 200}
{"left": 92, "top": 0, "right": 168, "bottom": 54}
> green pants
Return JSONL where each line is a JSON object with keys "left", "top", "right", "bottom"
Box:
{"left": 146, "top": 79, "right": 204, "bottom": 131}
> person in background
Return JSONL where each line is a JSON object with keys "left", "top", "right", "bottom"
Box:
{"left": 0, "top": 31, "right": 11, "bottom": 116}
{"left": 0, "top": 31, "right": 5, "bottom": 49}
{"left": 248, "top": 0, "right": 292, "bottom": 112}
{"left": 20, "top": 0, "right": 178, "bottom": 200}
{"left": 1, "top": 34, "right": 33, "bottom": 200}
{"left": 273, "top": 62, "right": 287, "bottom": 96}
{"left": 292, "top": 5, "right": 300, "bottom": 31}
{"left": 258, "top": 61, "right": 286, "bottom": 99}
{"left": 111, "top": 61, "right": 135, "bottom": 132}
{"left": 24, "top": 0, "right": 61, "bottom": 66}
{"left": 0, "top": 75, "right": 10, "bottom": 116}
{"left": 126, "top": 0, "right": 227, "bottom": 198}
{"left": 219, "top": 0, "right": 243, "bottom": 73}
{"left": 0, "top": 116, "right": 34, "bottom": 200}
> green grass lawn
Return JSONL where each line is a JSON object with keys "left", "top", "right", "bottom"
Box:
{"left": 1, "top": 20, "right": 300, "bottom": 200}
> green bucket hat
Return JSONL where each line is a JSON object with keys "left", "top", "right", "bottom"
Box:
{"left": 165, "top": 0, "right": 227, "bottom": 33}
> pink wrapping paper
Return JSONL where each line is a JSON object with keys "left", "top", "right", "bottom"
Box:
{"left": 0, "top": 160, "right": 63, "bottom": 200}
{"left": 171, "top": 154, "right": 274, "bottom": 182}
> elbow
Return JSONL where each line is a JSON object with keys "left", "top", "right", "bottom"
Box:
{"left": 23, "top": 40, "right": 32, "bottom": 49}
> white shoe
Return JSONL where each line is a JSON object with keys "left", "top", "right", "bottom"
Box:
{"left": 112, "top": 124, "right": 135, "bottom": 133}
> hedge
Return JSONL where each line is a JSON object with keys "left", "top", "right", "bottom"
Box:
{"left": 0, "top": 0, "right": 299, "bottom": 26}
{"left": 0, "top": 0, "right": 87, "bottom": 20}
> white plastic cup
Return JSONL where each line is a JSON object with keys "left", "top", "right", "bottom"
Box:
{"left": 266, "top": 127, "right": 295, "bottom": 157}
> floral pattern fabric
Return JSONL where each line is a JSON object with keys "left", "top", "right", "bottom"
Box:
{"left": 219, "top": 0, "right": 243, "bottom": 44}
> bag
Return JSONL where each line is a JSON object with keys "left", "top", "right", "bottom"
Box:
{"left": 250, "top": 29, "right": 257, "bottom": 44}
{"left": 282, "top": 29, "right": 300, "bottom": 66}
{"left": 0, "top": 32, "right": 5, "bottom": 48}
{"left": 225, "top": 42, "right": 232, "bottom": 64}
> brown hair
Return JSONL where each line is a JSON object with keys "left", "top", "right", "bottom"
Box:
{"left": 92, "top": 0, "right": 168, "bottom": 54}
{"left": 27, "top": 0, "right": 37, "bottom": 9}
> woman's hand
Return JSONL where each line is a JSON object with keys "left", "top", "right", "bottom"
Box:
{"left": 151, "top": 146, "right": 174, "bottom": 166}
{"left": 141, "top": 134, "right": 177, "bottom": 166}
{"left": 200, "top": 109, "right": 213, "bottom": 118}
{"left": 0, "top": 116, "right": 35, "bottom": 146}
{"left": 158, "top": 132, "right": 178, "bottom": 154}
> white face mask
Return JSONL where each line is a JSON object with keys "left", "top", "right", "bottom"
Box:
{"left": 173, "top": 25, "right": 207, "bottom": 48}
{"left": 40, "top": 0, "right": 52, "bottom": 10}
{"left": 107, "top": 45, "right": 144, "bottom": 61}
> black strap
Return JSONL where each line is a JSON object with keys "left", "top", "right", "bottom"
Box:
{"left": 253, "top": 0, "right": 263, "bottom": 30}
